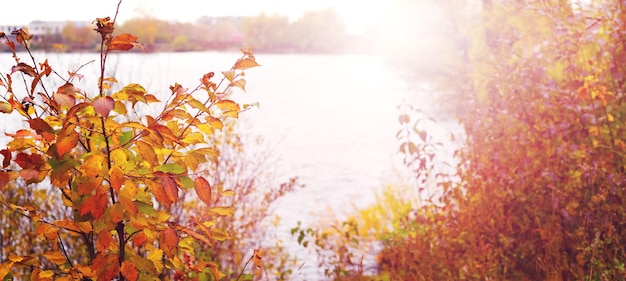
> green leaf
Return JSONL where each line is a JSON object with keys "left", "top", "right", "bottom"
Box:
{"left": 154, "top": 163, "right": 186, "bottom": 174}
{"left": 188, "top": 99, "right": 209, "bottom": 113}
{"left": 178, "top": 176, "right": 194, "bottom": 189}
{"left": 118, "top": 130, "right": 133, "bottom": 145}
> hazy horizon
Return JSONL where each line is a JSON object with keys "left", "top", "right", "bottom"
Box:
{"left": 0, "top": 0, "right": 392, "bottom": 35}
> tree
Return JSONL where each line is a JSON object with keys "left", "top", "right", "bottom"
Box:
{"left": 60, "top": 21, "right": 99, "bottom": 51}
{"left": 0, "top": 6, "right": 261, "bottom": 281}
{"left": 378, "top": 0, "right": 626, "bottom": 280}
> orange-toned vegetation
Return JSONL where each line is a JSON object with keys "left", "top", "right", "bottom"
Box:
{"left": 299, "top": 1, "right": 626, "bottom": 280}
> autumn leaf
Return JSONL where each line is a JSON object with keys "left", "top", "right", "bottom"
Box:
{"left": 154, "top": 163, "right": 186, "bottom": 174}
{"left": 82, "top": 154, "right": 106, "bottom": 178}
{"left": 92, "top": 253, "right": 120, "bottom": 281}
{"left": 94, "top": 17, "right": 114, "bottom": 37}
{"left": 92, "top": 96, "right": 115, "bottom": 118}
{"left": 209, "top": 206, "right": 235, "bottom": 217}
{"left": 230, "top": 79, "right": 246, "bottom": 91}
{"left": 80, "top": 192, "right": 108, "bottom": 219}
{"left": 0, "top": 172, "right": 9, "bottom": 188}
{"left": 195, "top": 176, "right": 212, "bottom": 206}
{"left": 205, "top": 116, "right": 223, "bottom": 130}
{"left": 0, "top": 261, "right": 15, "bottom": 278}
{"left": 233, "top": 58, "right": 261, "bottom": 70}
{"left": 0, "top": 102, "right": 12, "bottom": 114}
{"left": 11, "top": 62, "right": 37, "bottom": 77}
{"left": 135, "top": 141, "right": 157, "bottom": 166}
{"left": 96, "top": 230, "right": 113, "bottom": 252}
{"left": 109, "top": 166, "right": 124, "bottom": 191}
{"left": 1, "top": 149, "right": 11, "bottom": 168}
{"left": 159, "top": 227, "right": 179, "bottom": 258}
{"left": 119, "top": 192, "right": 138, "bottom": 215}
{"left": 56, "top": 130, "right": 79, "bottom": 157}
{"left": 215, "top": 100, "right": 240, "bottom": 118}
{"left": 27, "top": 118, "right": 55, "bottom": 142}
{"left": 121, "top": 261, "right": 139, "bottom": 281}
{"left": 109, "top": 33, "right": 142, "bottom": 51}
{"left": 222, "top": 70, "right": 236, "bottom": 82}
{"left": 108, "top": 203, "right": 124, "bottom": 224}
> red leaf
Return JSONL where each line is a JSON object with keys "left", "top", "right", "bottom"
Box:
{"left": 27, "top": 118, "right": 55, "bottom": 142}
{"left": 0, "top": 171, "right": 9, "bottom": 188}
{"left": 194, "top": 177, "right": 212, "bottom": 206}
{"left": 93, "top": 96, "right": 115, "bottom": 118}
{"left": 92, "top": 253, "right": 120, "bottom": 281}
{"left": 11, "top": 62, "right": 37, "bottom": 77}
{"left": 0, "top": 149, "right": 11, "bottom": 168}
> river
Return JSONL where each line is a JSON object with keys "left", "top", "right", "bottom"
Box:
{"left": 1, "top": 51, "right": 453, "bottom": 279}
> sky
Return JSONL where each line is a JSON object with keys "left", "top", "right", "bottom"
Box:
{"left": 0, "top": 0, "right": 391, "bottom": 34}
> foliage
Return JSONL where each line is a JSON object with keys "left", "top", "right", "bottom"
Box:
{"left": 0, "top": 3, "right": 263, "bottom": 280}
{"left": 377, "top": 0, "right": 626, "bottom": 280}
{"left": 173, "top": 118, "right": 302, "bottom": 279}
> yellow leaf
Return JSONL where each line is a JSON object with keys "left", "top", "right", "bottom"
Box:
{"left": 607, "top": 113, "right": 614, "bottom": 122}
{"left": 0, "top": 261, "right": 15, "bottom": 278}
{"left": 39, "top": 270, "right": 55, "bottom": 278}
{"left": 82, "top": 154, "right": 106, "bottom": 178}
{"left": 147, "top": 246, "right": 164, "bottom": 273}
{"left": 209, "top": 206, "right": 235, "bottom": 216}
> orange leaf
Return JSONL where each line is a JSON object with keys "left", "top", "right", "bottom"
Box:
{"left": 109, "top": 33, "right": 142, "bottom": 51}
{"left": 109, "top": 166, "right": 124, "bottom": 192}
{"left": 92, "top": 253, "right": 120, "bottom": 281}
{"left": 233, "top": 58, "right": 260, "bottom": 70}
{"left": 80, "top": 192, "right": 108, "bottom": 219}
{"left": 135, "top": 141, "right": 157, "bottom": 166}
{"left": 194, "top": 177, "right": 212, "bottom": 206}
{"left": 93, "top": 96, "right": 115, "bottom": 118}
{"left": 119, "top": 193, "right": 138, "bottom": 215}
{"left": 121, "top": 261, "right": 139, "bottom": 281}
{"left": 146, "top": 178, "right": 174, "bottom": 209}
{"left": 159, "top": 227, "right": 179, "bottom": 258}
{"left": 56, "top": 130, "right": 79, "bottom": 157}
{"left": 133, "top": 232, "right": 148, "bottom": 247}
{"left": 96, "top": 230, "right": 113, "bottom": 252}
{"left": 155, "top": 172, "right": 179, "bottom": 205}
{"left": 109, "top": 202, "right": 124, "bottom": 224}
{"left": 175, "top": 225, "right": 213, "bottom": 247}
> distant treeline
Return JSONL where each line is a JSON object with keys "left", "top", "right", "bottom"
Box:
{"left": 0, "top": 8, "right": 376, "bottom": 54}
